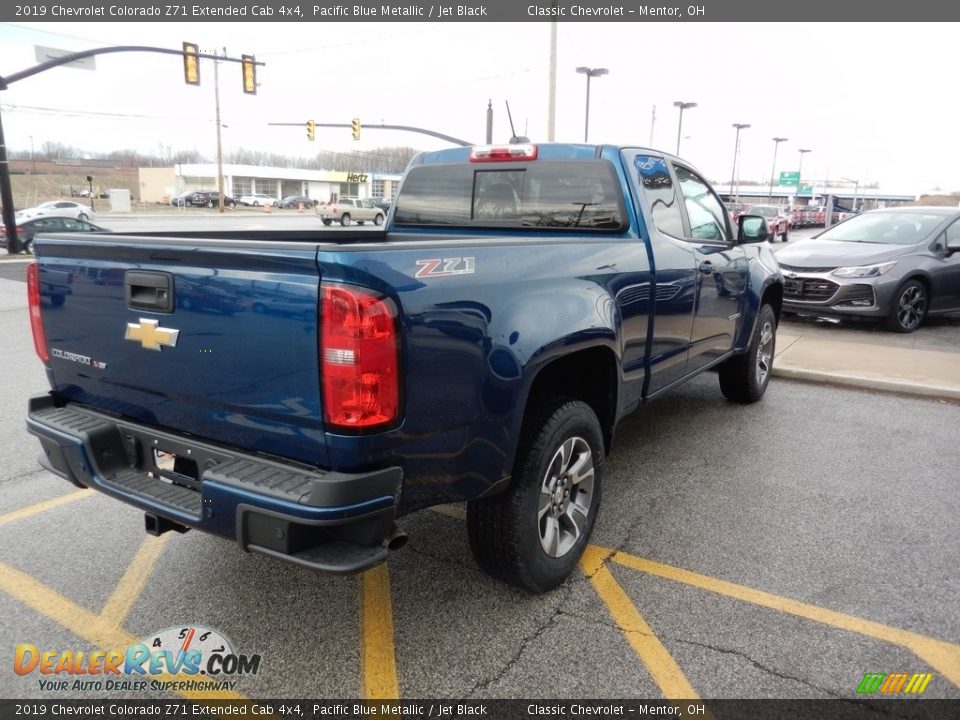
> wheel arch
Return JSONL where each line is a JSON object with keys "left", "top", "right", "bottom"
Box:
{"left": 519, "top": 345, "right": 619, "bottom": 459}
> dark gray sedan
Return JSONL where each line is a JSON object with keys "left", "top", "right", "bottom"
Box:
{"left": 777, "top": 206, "right": 960, "bottom": 332}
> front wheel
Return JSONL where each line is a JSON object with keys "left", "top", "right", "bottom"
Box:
{"left": 78, "top": 213, "right": 89, "bottom": 221}
{"left": 885, "top": 280, "right": 927, "bottom": 333}
{"left": 374, "top": 213, "right": 385, "bottom": 226}
{"left": 340, "top": 213, "right": 351, "bottom": 227}
{"left": 718, "top": 303, "right": 777, "bottom": 403}
{"left": 467, "top": 399, "right": 604, "bottom": 593}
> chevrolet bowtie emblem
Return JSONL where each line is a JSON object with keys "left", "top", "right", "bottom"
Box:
{"left": 124, "top": 318, "right": 180, "bottom": 351}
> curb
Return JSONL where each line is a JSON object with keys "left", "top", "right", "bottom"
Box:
{"left": 772, "top": 367, "right": 960, "bottom": 403}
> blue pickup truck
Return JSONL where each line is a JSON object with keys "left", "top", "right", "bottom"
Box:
{"left": 26, "top": 143, "right": 783, "bottom": 592}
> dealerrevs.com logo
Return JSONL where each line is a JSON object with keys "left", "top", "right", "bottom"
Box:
{"left": 856, "top": 672, "right": 934, "bottom": 695}
{"left": 14, "top": 625, "right": 261, "bottom": 693}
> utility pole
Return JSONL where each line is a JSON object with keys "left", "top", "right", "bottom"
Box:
{"left": 213, "top": 47, "right": 225, "bottom": 212}
{"left": 649, "top": 105, "right": 656, "bottom": 146}
{"left": 547, "top": 21, "right": 557, "bottom": 142}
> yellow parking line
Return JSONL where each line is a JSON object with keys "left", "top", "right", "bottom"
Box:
{"left": 606, "top": 548, "right": 960, "bottom": 689}
{"left": 98, "top": 534, "right": 172, "bottom": 630}
{"left": 360, "top": 563, "right": 400, "bottom": 699}
{"left": 580, "top": 546, "right": 701, "bottom": 701}
{"left": 0, "top": 489, "right": 92, "bottom": 527}
{"left": 0, "top": 559, "right": 247, "bottom": 700}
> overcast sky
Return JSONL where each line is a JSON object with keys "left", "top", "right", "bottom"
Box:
{"left": 1, "top": 21, "right": 958, "bottom": 194}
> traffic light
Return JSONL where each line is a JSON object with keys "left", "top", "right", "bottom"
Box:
{"left": 351, "top": 117, "right": 361, "bottom": 141}
{"left": 182, "top": 42, "right": 200, "bottom": 86}
{"left": 241, "top": 54, "right": 257, "bottom": 94}
{"left": 306, "top": 119, "right": 316, "bottom": 142}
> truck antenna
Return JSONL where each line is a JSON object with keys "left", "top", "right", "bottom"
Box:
{"left": 505, "top": 100, "right": 529, "bottom": 144}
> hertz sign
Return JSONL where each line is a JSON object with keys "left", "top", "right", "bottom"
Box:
{"left": 346, "top": 173, "right": 368, "bottom": 183}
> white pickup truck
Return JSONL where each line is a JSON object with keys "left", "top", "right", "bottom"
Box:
{"left": 317, "top": 198, "right": 386, "bottom": 226}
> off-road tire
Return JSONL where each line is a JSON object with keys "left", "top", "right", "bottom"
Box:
{"left": 467, "top": 398, "right": 604, "bottom": 593}
{"left": 718, "top": 303, "right": 776, "bottom": 403}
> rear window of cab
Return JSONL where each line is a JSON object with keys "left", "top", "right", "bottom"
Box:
{"left": 393, "top": 160, "right": 627, "bottom": 231}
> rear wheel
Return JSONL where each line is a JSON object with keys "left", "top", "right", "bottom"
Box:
{"left": 719, "top": 303, "right": 776, "bottom": 403}
{"left": 885, "top": 280, "right": 927, "bottom": 333}
{"left": 467, "top": 399, "right": 603, "bottom": 593}
{"left": 322, "top": 219, "right": 332, "bottom": 226}
{"left": 78, "top": 213, "right": 89, "bottom": 221}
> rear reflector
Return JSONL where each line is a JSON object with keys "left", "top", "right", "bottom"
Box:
{"left": 469, "top": 143, "right": 538, "bottom": 162}
{"left": 321, "top": 283, "right": 400, "bottom": 431}
{"left": 27, "top": 263, "right": 49, "bottom": 364}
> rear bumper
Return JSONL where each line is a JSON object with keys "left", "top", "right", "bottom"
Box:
{"left": 26, "top": 394, "right": 403, "bottom": 575}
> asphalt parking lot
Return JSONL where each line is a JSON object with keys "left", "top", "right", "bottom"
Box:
{"left": 1, "top": 268, "right": 958, "bottom": 703}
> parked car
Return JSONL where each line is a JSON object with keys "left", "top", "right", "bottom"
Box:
{"left": 195, "top": 191, "right": 237, "bottom": 208}
{"left": 239, "top": 193, "right": 276, "bottom": 207}
{"left": 317, "top": 197, "right": 386, "bottom": 226}
{"left": 777, "top": 206, "right": 960, "bottom": 332}
{"left": 744, "top": 204, "right": 790, "bottom": 241}
{"left": 275, "top": 195, "right": 315, "bottom": 209}
{"left": 370, "top": 197, "right": 392, "bottom": 212}
{"left": 724, "top": 202, "right": 749, "bottom": 227}
{"left": 1, "top": 216, "right": 107, "bottom": 254}
{"left": 16, "top": 200, "right": 94, "bottom": 222}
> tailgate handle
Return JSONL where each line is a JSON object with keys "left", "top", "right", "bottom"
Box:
{"left": 125, "top": 271, "right": 174, "bottom": 313}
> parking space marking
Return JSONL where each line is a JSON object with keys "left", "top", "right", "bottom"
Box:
{"left": 360, "top": 563, "right": 400, "bottom": 699}
{"left": 580, "top": 546, "right": 701, "bottom": 702}
{"left": 602, "top": 547, "right": 960, "bottom": 689}
{"left": 0, "top": 489, "right": 92, "bottom": 527}
{"left": 98, "top": 535, "right": 172, "bottom": 631}
{"left": 0, "top": 552, "right": 247, "bottom": 700}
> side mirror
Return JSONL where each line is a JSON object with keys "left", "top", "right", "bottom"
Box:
{"left": 947, "top": 237, "right": 960, "bottom": 256}
{"left": 738, "top": 214, "right": 771, "bottom": 243}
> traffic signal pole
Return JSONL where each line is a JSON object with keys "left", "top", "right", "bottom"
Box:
{"left": 0, "top": 109, "right": 19, "bottom": 253}
{"left": 0, "top": 45, "right": 264, "bottom": 253}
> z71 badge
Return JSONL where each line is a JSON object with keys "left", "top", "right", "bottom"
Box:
{"left": 415, "top": 257, "right": 476, "bottom": 279}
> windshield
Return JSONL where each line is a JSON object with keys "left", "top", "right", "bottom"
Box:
{"left": 818, "top": 211, "right": 945, "bottom": 245}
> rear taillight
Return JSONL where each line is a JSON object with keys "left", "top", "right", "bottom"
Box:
{"left": 321, "top": 283, "right": 400, "bottom": 431}
{"left": 27, "top": 263, "right": 49, "bottom": 364}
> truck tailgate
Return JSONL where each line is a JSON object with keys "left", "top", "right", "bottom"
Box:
{"left": 33, "top": 235, "right": 329, "bottom": 467}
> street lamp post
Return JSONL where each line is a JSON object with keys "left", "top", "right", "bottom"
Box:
{"left": 768, "top": 137, "right": 788, "bottom": 200}
{"left": 673, "top": 101, "right": 697, "bottom": 155}
{"left": 576, "top": 66, "right": 608, "bottom": 143}
{"left": 840, "top": 177, "right": 860, "bottom": 211}
{"left": 28, "top": 135, "right": 35, "bottom": 174}
{"left": 797, "top": 148, "right": 811, "bottom": 203}
{"left": 729, "top": 123, "right": 750, "bottom": 202}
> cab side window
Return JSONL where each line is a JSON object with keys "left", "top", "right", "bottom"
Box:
{"left": 634, "top": 155, "right": 684, "bottom": 238}
{"left": 674, "top": 165, "right": 729, "bottom": 242}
